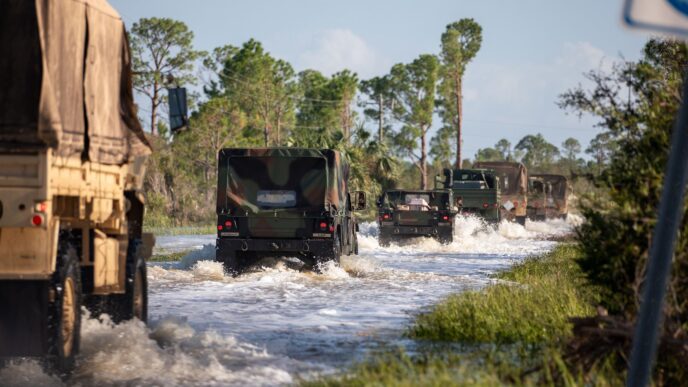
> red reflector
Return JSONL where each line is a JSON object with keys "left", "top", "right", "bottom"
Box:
{"left": 383, "top": 214, "right": 390, "bottom": 219}
{"left": 31, "top": 215, "right": 43, "bottom": 227}
{"left": 217, "top": 225, "right": 223, "bottom": 231}
{"left": 225, "top": 220, "right": 233, "bottom": 227}
{"left": 442, "top": 215, "right": 449, "bottom": 221}
{"left": 482, "top": 203, "right": 489, "bottom": 209}
{"left": 329, "top": 225, "right": 334, "bottom": 232}
{"left": 493, "top": 203, "right": 499, "bottom": 208}
{"left": 319, "top": 222, "right": 327, "bottom": 229}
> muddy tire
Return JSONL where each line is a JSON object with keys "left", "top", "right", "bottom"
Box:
{"left": 515, "top": 216, "right": 527, "bottom": 226}
{"left": 107, "top": 240, "right": 148, "bottom": 323}
{"left": 314, "top": 235, "right": 341, "bottom": 271}
{"left": 47, "top": 239, "right": 82, "bottom": 375}
{"left": 436, "top": 231, "right": 453, "bottom": 245}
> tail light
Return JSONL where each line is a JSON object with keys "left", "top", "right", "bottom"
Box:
{"left": 493, "top": 203, "right": 499, "bottom": 208}
{"left": 225, "top": 220, "right": 234, "bottom": 228}
{"left": 217, "top": 225, "right": 223, "bottom": 231}
{"left": 482, "top": 203, "right": 489, "bottom": 209}
{"left": 442, "top": 215, "right": 449, "bottom": 221}
{"left": 382, "top": 213, "right": 391, "bottom": 220}
{"left": 31, "top": 214, "right": 44, "bottom": 227}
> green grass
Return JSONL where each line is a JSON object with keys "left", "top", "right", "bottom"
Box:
{"left": 410, "top": 244, "right": 595, "bottom": 344}
{"left": 148, "top": 250, "right": 192, "bottom": 262}
{"left": 143, "top": 225, "right": 215, "bottom": 236}
{"left": 303, "top": 244, "right": 617, "bottom": 386}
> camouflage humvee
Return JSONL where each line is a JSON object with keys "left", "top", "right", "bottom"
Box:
{"left": 377, "top": 189, "right": 456, "bottom": 246}
{"left": 527, "top": 174, "right": 569, "bottom": 221}
{"left": 473, "top": 161, "right": 529, "bottom": 225}
{"left": 215, "top": 148, "right": 366, "bottom": 275}
{"left": 438, "top": 169, "right": 501, "bottom": 223}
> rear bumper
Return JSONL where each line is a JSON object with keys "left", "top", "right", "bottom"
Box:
{"left": 216, "top": 237, "right": 334, "bottom": 256}
{"left": 379, "top": 225, "right": 449, "bottom": 236}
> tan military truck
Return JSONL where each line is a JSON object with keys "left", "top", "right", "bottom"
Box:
{"left": 473, "top": 161, "right": 529, "bottom": 225}
{"left": 0, "top": 0, "right": 153, "bottom": 372}
{"left": 527, "top": 174, "right": 570, "bottom": 221}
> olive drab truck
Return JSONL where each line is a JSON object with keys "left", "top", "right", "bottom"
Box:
{"left": 0, "top": 0, "right": 153, "bottom": 372}
{"left": 215, "top": 148, "right": 366, "bottom": 275}
{"left": 376, "top": 189, "right": 456, "bottom": 246}
{"left": 473, "top": 161, "right": 529, "bottom": 225}
{"left": 437, "top": 169, "right": 501, "bottom": 223}
{"left": 527, "top": 174, "right": 570, "bottom": 221}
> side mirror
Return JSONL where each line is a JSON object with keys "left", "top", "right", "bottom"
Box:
{"left": 168, "top": 87, "right": 188, "bottom": 133}
{"left": 353, "top": 191, "right": 367, "bottom": 211}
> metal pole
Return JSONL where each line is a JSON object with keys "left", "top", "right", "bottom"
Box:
{"left": 627, "top": 72, "right": 688, "bottom": 387}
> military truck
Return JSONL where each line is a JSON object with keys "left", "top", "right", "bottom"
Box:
{"left": 527, "top": 174, "right": 570, "bottom": 221}
{"left": 215, "top": 148, "right": 366, "bottom": 275}
{"left": 377, "top": 189, "right": 456, "bottom": 246}
{"left": 438, "top": 169, "right": 500, "bottom": 223}
{"left": 0, "top": 0, "right": 153, "bottom": 372}
{"left": 473, "top": 161, "right": 529, "bottom": 225}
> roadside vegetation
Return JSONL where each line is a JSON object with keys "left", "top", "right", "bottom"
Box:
{"left": 148, "top": 250, "right": 192, "bottom": 262}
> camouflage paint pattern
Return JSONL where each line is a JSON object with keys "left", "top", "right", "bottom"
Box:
{"left": 378, "top": 189, "right": 454, "bottom": 227}
{"left": 441, "top": 168, "right": 501, "bottom": 222}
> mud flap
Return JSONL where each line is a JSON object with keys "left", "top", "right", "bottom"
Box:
{"left": 0, "top": 280, "right": 50, "bottom": 357}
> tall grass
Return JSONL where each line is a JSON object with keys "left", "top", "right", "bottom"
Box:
{"left": 410, "top": 244, "right": 595, "bottom": 344}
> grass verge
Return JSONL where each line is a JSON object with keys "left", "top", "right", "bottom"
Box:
{"left": 148, "top": 250, "right": 192, "bottom": 262}
{"left": 303, "top": 244, "right": 619, "bottom": 386}
{"left": 143, "top": 225, "right": 215, "bottom": 236}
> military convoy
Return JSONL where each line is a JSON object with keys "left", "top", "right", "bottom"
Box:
{"left": 438, "top": 169, "right": 501, "bottom": 223}
{"left": 527, "top": 174, "right": 570, "bottom": 221}
{"left": 0, "top": 0, "right": 154, "bottom": 372}
{"left": 376, "top": 189, "right": 456, "bottom": 246}
{"left": 215, "top": 148, "right": 366, "bottom": 275}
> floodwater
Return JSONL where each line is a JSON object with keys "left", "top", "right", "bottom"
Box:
{"left": 0, "top": 215, "right": 580, "bottom": 386}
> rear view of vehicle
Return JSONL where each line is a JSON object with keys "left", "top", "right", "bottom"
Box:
{"left": 377, "top": 190, "right": 456, "bottom": 246}
{"left": 0, "top": 0, "right": 153, "bottom": 373}
{"left": 216, "top": 148, "right": 366, "bottom": 275}
{"left": 473, "top": 161, "right": 529, "bottom": 225}
{"left": 439, "top": 169, "right": 500, "bottom": 223}
{"left": 527, "top": 174, "right": 569, "bottom": 220}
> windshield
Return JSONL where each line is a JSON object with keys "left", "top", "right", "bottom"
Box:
{"left": 224, "top": 156, "right": 327, "bottom": 212}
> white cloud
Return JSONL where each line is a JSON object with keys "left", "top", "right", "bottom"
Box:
{"left": 300, "top": 29, "right": 388, "bottom": 78}
{"left": 557, "top": 41, "right": 614, "bottom": 73}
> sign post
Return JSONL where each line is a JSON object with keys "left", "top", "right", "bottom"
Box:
{"left": 623, "top": 1, "right": 688, "bottom": 386}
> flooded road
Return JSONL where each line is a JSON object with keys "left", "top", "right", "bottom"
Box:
{"left": 1, "top": 216, "right": 578, "bottom": 386}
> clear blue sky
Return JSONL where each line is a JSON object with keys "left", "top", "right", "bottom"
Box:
{"left": 111, "top": 0, "right": 647, "bottom": 159}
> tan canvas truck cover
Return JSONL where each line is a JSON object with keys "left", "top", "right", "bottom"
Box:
{"left": 473, "top": 161, "right": 528, "bottom": 196}
{"left": 0, "top": 0, "right": 150, "bottom": 164}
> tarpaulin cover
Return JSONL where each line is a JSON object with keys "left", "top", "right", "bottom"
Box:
{"left": 217, "top": 148, "right": 349, "bottom": 213}
{"left": 531, "top": 174, "right": 568, "bottom": 200}
{"left": 473, "top": 161, "right": 528, "bottom": 195}
{"left": 0, "top": 0, "right": 150, "bottom": 164}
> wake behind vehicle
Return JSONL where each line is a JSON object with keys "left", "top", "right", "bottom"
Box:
{"left": 527, "top": 174, "right": 570, "bottom": 221}
{"left": 473, "top": 161, "right": 529, "bottom": 225}
{"left": 0, "top": 0, "right": 153, "bottom": 372}
{"left": 438, "top": 168, "right": 500, "bottom": 223}
{"left": 215, "top": 148, "right": 366, "bottom": 275}
{"left": 377, "top": 189, "right": 456, "bottom": 246}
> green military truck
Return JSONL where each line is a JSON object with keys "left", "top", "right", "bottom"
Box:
{"left": 438, "top": 169, "right": 501, "bottom": 223}
{"left": 215, "top": 148, "right": 366, "bottom": 275}
{"left": 527, "top": 174, "right": 570, "bottom": 221}
{"left": 0, "top": 0, "right": 153, "bottom": 372}
{"left": 473, "top": 161, "right": 529, "bottom": 225}
{"left": 376, "top": 189, "right": 456, "bottom": 246}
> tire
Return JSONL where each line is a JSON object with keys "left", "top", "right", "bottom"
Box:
{"left": 515, "top": 216, "right": 527, "bottom": 226}
{"left": 107, "top": 239, "right": 148, "bottom": 323}
{"left": 436, "top": 230, "right": 453, "bottom": 245}
{"left": 314, "top": 234, "right": 341, "bottom": 271}
{"left": 353, "top": 233, "right": 359, "bottom": 255}
{"left": 220, "top": 251, "right": 253, "bottom": 277}
{"left": 378, "top": 234, "right": 391, "bottom": 247}
{"left": 47, "top": 238, "right": 82, "bottom": 375}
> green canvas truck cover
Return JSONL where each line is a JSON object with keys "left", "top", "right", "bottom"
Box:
{"left": 0, "top": 0, "right": 150, "bottom": 164}
{"left": 217, "top": 148, "right": 349, "bottom": 214}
